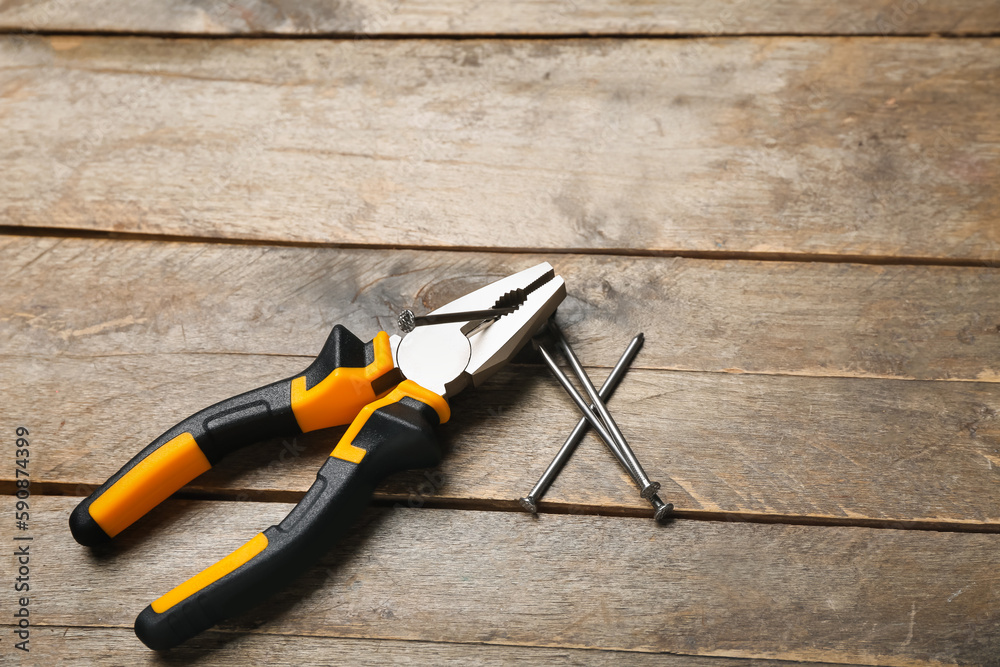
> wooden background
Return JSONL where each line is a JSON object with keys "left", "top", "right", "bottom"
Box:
{"left": 1, "top": 2, "right": 998, "bottom": 665}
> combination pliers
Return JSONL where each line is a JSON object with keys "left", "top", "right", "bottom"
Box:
{"left": 69, "top": 262, "right": 566, "bottom": 650}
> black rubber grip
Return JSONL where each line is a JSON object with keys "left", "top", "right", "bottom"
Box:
{"left": 134, "top": 395, "right": 443, "bottom": 650}
{"left": 69, "top": 325, "right": 373, "bottom": 547}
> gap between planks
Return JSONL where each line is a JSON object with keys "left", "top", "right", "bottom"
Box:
{"left": 3, "top": 0, "right": 999, "bottom": 39}
{"left": 0, "top": 625, "right": 862, "bottom": 667}
{"left": 4, "top": 29, "right": 1000, "bottom": 40}
{"left": 19, "top": 485, "right": 1000, "bottom": 535}
{"left": 1, "top": 227, "right": 996, "bottom": 270}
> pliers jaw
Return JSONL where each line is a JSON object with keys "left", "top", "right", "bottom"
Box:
{"left": 394, "top": 262, "right": 567, "bottom": 399}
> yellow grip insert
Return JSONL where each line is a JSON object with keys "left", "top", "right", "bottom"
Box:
{"left": 290, "top": 331, "right": 397, "bottom": 433}
{"left": 330, "top": 380, "right": 450, "bottom": 464}
{"left": 151, "top": 533, "right": 269, "bottom": 613}
{"left": 89, "top": 432, "right": 211, "bottom": 538}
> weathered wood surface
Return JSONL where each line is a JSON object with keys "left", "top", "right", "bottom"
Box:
{"left": 4, "top": 237, "right": 999, "bottom": 382}
{"left": 2, "top": 0, "right": 998, "bottom": 36}
{"left": 3, "top": 628, "right": 835, "bottom": 667}
{"left": 2, "top": 5, "right": 998, "bottom": 664}
{"left": 7, "top": 355, "right": 1000, "bottom": 526}
{"left": 6, "top": 498, "right": 999, "bottom": 665}
{"left": 2, "top": 36, "right": 998, "bottom": 261}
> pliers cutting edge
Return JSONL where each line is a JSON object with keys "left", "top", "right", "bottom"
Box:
{"left": 69, "top": 263, "right": 566, "bottom": 650}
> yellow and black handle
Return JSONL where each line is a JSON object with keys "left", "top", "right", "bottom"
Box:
{"left": 69, "top": 325, "right": 402, "bottom": 547}
{"left": 133, "top": 380, "right": 450, "bottom": 650}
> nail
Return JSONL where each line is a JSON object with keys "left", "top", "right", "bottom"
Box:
{"left": 534, "top": 337, "right": 671, "bottom": 520}
{"left": 398, "top": 307, "right": 517, "bottom": 333}
{"left": 549, "top": 323, "right": 661, "bottom": 500}
{"left": 520, "top": 333, "right": 644, "bottom": 512}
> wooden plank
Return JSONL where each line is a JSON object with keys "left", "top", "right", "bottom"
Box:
{"left": 8, "top": 498, "right": 1000, "bottom": 665}
{"left": 3, "top": 236, "right": 999, "bottom": 526}
{"left": 3, "top": 237, "right": 998, "bottom": 383}
{"left": 3, "top": 627, "right": 829, "bottom": 667}
{"left": 5, "top": 354, "right": 999, "bottom": 526}
{"left": 1, "top": 36, "right": 998, "bottom": 261}
{"left": 1, "top": 0, "right": 998, "bottom": 36}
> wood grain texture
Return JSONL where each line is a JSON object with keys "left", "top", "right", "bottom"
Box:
{"left": 3, "top": 627, "right": 836, "bottom": 667}
{"left": 2, "top": 36, "right": 998, "bottom": 261}
{"left": 2, "top": 236, "right": 999, "bottom": 525}
{"left": 3, "top": 237, "right": 998, "bottom": 383}
{"left": 7, "top": 498, "right": 999, "bottom": 665}
{"left": 1, "top": 0, "right": 998, "bottom": 36}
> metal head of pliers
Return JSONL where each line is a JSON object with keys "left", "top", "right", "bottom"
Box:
{"left": 392, "top": 262, "right": 567, "bottom": 399}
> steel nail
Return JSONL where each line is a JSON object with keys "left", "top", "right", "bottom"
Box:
{"left": 398, "top": 307, "right": 517, "bottom": 333}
